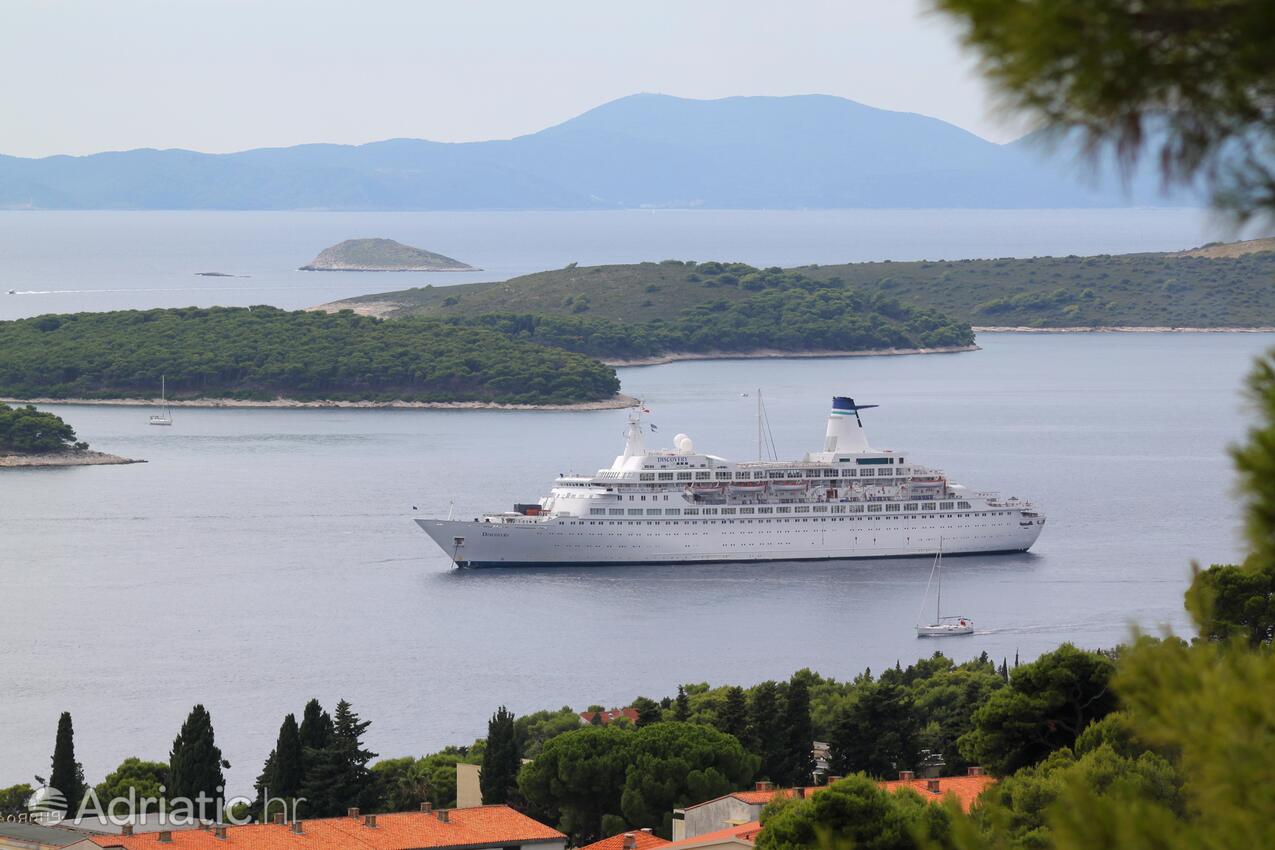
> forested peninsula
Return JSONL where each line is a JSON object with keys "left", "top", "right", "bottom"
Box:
{"left": 0, "top": 307, "right": 622, "bottom": 406}
{"left": 317, "top": 261, "right": 977, "bottom": 361}
{"left": 320, "top": 241, "right": 1275, "bottom": 339}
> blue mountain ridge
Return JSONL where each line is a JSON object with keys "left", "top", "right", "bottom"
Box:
{"left": 0, "top": 94, "right": 1195, "bottom": 210}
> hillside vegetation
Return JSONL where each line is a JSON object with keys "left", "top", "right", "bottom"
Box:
{"left": 0, "top": 307, "right": 619, "bottom": 404}
{"left": 330, "top": 262, "right": 976, "bottom": 359}
{"left": 335, "top": 247, "right": 1275, "bottom": 330}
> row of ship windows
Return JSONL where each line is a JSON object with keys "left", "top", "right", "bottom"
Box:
{"left": 559, "top": 515, "right": 1009, "bottom": 526}
{"left": 636, "top": 468, "right": 915, "bottom": 482}
{"left": 590, "top": 501, "right": 972, "bottom": 516}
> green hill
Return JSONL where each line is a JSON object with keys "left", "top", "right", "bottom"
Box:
{"left": 321, "top": 261, "right": 976, "bottom": 360}
{"left": 0, "top": 307, "right": 619, "bottom": 405}
{"left": 325, "top": 247, "right": 1275, "bottom": 331}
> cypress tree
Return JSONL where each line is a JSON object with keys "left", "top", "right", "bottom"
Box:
{"left": 49, "top": 712, "right": 85, "bottom": 818}
{"left": 717, "top": 686, "right": 750, "bottom": 744}
{"left": 748, "top": 681, "right": 786, "bottom": 781}
{"left": 169, "top": 705, "right": 226, "bottom": 814}
{"left": 299, "top": 700, "right": 376, "bottom": 817}
{"left": 298, "top": 699, "right": 332, "bottom": 753}
{"left": 777, "top": 675, "right": 815, "bottom": 787}
{"left": 674, "top": 685, "right": 691, "bottom": 721}
{"left": 480, "top": 706, "right": 520, "bottom": 804}
{"left": 254, "top": 714, "right": 303, "bottom": 820}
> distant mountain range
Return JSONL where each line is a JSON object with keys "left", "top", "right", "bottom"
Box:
{"left": 0, "top": 94, "right": 1194, "bottom": 210}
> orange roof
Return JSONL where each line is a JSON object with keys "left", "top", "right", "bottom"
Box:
{"left": 579, "top": 708, "right": 639, "bottom": 726}
{"left": 663, "top": 822, "right": 761, "bottom": 850}
{"left": 87, "top": 806, "right": 565, "bottom": 850}
{"left": 685, "top": 774, "right": 994, "bottom": 815}
{"left": 577, "top": 830, "right": 671, "bottom": 850}
{"left": 877, "top": 775, "right": 994, "bottom": 811}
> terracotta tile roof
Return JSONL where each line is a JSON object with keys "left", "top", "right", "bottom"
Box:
{"left": 720, "top": 791, "right": 779, "bottom": 805}
{"left": 86, "top": 806, "right": 565, "bottom": 850}
{"left": 663, "top": 822, "right": 761, "bottom": 850}
{"left": 877, "top": 775, "right": 995, "bottom": 811}
{"left": 684, "top": 773, "right": 994, "bottom": 815}
{"left": 577, "top": 830, "right": 671, "bottom": 850}
{"left": 579, "top": 708, "right": 639, "bottom": 726}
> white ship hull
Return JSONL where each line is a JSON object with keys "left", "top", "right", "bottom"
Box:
{"left": 418, "top": 511, "right": 1044, "bottom": 568}
{"left": 416, "top": 394, "right": 1046, "bottom": 569}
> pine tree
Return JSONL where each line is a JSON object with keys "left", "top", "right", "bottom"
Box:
{"left": 718, "top": 686, "right": 750, "bottom": 744}
{"left": 299, "top": 700, "right": 376, "bottom": 817}
{"left": 632, "top": 697, "right": 663, "bottom": 727}
{"left": 254, "top": 714, "right": 303, "bottom": 820}
{"left": 169, "top": 705, "right": 226, "bottom": 815}
{"left": 674, "top": 685, "right": 691, "bottom": 721}
{"left": 49, "top": 712, "right": 85, "bottom": 817}
{"left": 776, "top": 675, "right": 815, "bottom": 787}
{"left": 480, "top": 706, "right": 520, "bottom": 804}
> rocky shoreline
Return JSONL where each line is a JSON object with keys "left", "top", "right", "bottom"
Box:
{"left": 0, "top": 450, "right": 143, "bottom": 468}
{"left": 2, "top": 394, "right": 640, "bottom": 412}
{"left": 604, "top": 344, "right": 979, "bottom": 367}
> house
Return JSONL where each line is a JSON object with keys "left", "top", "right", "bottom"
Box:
{"left": 577, "top": 828, "right": 669, "bottom": 850}
{"left": 672, "top": 769, "right": 994, "bottom": 841}
{"left": 59, "top": 804, "right": 566, "bottom": 850}
{"left": 578, "top": 708, "right": 639, "bottom": 726}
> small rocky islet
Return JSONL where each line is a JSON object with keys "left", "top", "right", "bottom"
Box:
{"left": 300, "top": 238, "right": 476, "bottom": 272}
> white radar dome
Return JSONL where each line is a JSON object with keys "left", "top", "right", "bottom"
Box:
{"left": 676, "top": 435, "right": 694, "bottom": 453}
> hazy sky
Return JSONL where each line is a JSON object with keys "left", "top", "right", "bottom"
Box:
{"left": 1, "top": 0, "right": 1022, "bottom": 158}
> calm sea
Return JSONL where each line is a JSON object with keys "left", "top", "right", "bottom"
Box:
{"left": 0, "top": 209, "right": 1268, "bottom": 795}
{"left": 0, "top": 207, "right": 1256, "bottom": 320}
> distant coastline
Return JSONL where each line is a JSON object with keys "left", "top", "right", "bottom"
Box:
{"left": 603, "top": 345, "right": 978, "bottom": 367}
{"left": 2, "top": 394, "right": 640, "bottom": 412}
{"left": 0, "top": 449, "right": 142, "bottom": 468}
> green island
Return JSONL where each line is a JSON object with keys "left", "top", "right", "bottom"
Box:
{"left": 322, "top": 240, "right": 1275, "bottom": 338}
{"left": 320, "top": 261, "right": 977, "bottom": 361}
{"left": 300, "top": 238, "right": 475, "bottom": 272}
{"left": 0, "top": 307, "right": 621, "bottom": 406}
{"left": 0, "top": 402, "right": 137, "bottom": 466}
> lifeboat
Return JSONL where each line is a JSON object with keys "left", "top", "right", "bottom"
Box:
{"left": 689, "top": 483, "right": 723, "bottom": 495}
{"left": 728, "top": 481, "right": 766, "bottom": 492}
{"left": 769, "top": 480, "right": 807, "bottom": 491}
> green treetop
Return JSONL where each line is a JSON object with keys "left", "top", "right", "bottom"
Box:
{"left": 933, "top": 0, "right": 1275, "bottom": 221}
{"left": 94, "top": 758, "right": 169, "bottom": 808}
{"left": 0, "top": 404, "right": 85, "bottom": 455}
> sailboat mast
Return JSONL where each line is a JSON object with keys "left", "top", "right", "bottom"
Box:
{"left": 936, "top": 537, "right": 943, "bottom": 620}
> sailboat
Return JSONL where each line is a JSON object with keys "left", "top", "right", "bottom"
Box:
{"left": 149, "top": 375, "right": 173, "bottom": 426}
{"left": 915, "top": 540, "right": 974, "bottom": 637}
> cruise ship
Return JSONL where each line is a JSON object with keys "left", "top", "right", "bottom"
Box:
{"left": 417, "top": 397, "right": 1045, "bottom": 567}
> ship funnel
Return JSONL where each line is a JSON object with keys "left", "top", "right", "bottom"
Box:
{"left": 824, "top": 396, "right": 876, "bottom": 454}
